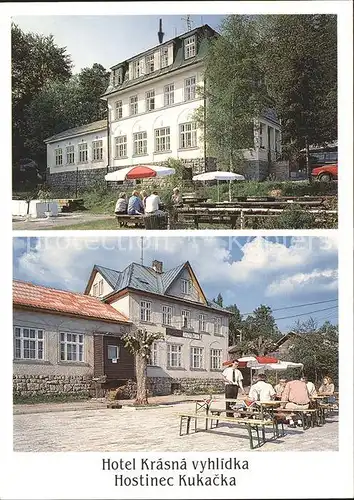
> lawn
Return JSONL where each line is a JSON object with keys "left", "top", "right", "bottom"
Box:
{"left": 50, "top": 218, "right": 124, "bottom": 230}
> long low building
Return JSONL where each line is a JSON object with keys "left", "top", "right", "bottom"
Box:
{"left": 45, "top": 23, "right": 282, "bottom": 190}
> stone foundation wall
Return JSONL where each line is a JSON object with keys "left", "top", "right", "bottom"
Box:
{"left": 243, "top": 161, "right": 270, "bottom": 181}
{"left": 148, "top": 377, "right": 224, "bottom": 396}
{"left": 47, "top": 157, "right": 217, "bottom": 193}
{"left": 269, "top": 160, "right": 290, "bottom": 181}
{"left": 13, "top": 374, "right": 94, "bottom": 397}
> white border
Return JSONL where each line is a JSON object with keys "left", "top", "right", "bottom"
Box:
{"left": 1, "top": 1, "right": 353, "bottom": 499}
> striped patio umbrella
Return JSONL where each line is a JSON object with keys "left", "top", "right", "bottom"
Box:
{"left": 105, "top": 164, "right": 175, "bottom": 181}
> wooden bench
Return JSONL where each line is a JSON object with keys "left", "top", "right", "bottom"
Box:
{"left": 273, "top": 408, "right": 322, "bottom": 429}
{"left": 179, "top": 413, "right": 280, "bottom": 449}
{"left": 115, "top": 214, "right": 145, "bottom": 228}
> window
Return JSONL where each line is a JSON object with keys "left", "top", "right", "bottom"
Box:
{"left": 140, "top": 300, "right": 152, "bottom": 322}
{"left": 162, "top": 305, "right": 172, "bottom": 325}
{"left": 179, "top": 122, "right": 197, "bottom": 149}
{"left": 214, "top": 318, "right": 222, "bottom": 335}
{"left": 184, "top": 76, "right": 196, "bottom": 101}
{"left": 92, "top": 283, "right": 98, "bottom": 296}
{"left": 198, "top": 314, "right": 206, "bottom": 332}
{"left": 181, "top": 279, "right": 192, "bottom": 295}
{"left": 108, "top": 345, "right": 119, "bottom": 360}
{"left": 148, "top": 343, "right": 158, "bottom": 366}
{"left": 181, "top": 310, "right": 191, "bottom": 329}
{"left": 112, "top": 68, "right": 123, "bottom": 85}
{"left": 184, "top": 35, "right": 196, "bottom": 59}
{"left": 327, "top": 152, "right": 338, "bottom": 162}
{"left": 55, "top": 148, "right": 63, "bottom": 166}
{"left": 146, "top": 90, "right": 155, "bottom": 111}
{"left": 132, "top": 60, "right": 141, "bottom": 79}
{"left": 130, "top": 95, "right": 138, "bottom": 115}
{"left": 115, "top": 100, "right": 123, "bottom": 120}
{"left": 66, "top": 145, "right": 75, "bottom": 165}
{"left": 155, "top": 127, "right": 170, "bottom": 152}
{"left": 133, "top": 131, "right": 148, "bottom": 155}
{"left": 98, "top": 279, "right": 103, "bottom": 296}
{"left": 115, "top": 136, "right": 127, "bottom": 158}
{"left": 78, "top": 143, "right": 88, "bottom": 163}
{"left": 60, "top": 333, "right": 84, "bottom": 362}
{"left": 210, "top": 348, "right": 222, "bottom": 370}
{"left": 92, "top": 140, "right": 103, "bottom": 161}
{"left": 164, "top": 84, "right": 174, "bottom": 106}
{"left": 14, "top": 327, "right": 44, "bottom": 360}
{"left": 145, "top": 54, "right": 155, "bottom": 73}
{"left": 160, "top": 46, "right": 169, "bottom": 68}
{"left": 167, "top": 344, "right": 182, "bottom": 368}
{"left": 275, "top": 129, "right": 280, "bottom": 153}
{"left": 259, "top": 123, "right": 265, "bottom": 148}
{"left": 190, "top": 346, "right": 204, "bottom": 369}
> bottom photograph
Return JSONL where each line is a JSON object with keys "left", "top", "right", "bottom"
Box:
{"left": 12, "top": 235, "right": 338, "bottom": 452}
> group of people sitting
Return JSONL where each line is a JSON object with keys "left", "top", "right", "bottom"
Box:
{"left": 114, "top": 187, "right": 181, "bottom": 216}
{"left": 222, "top": 360, "right": 336, "bottom": 428}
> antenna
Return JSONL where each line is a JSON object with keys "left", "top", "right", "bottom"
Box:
{"left": 158, "top": 18, "right": 164, "bottom": 44}
{"left": 140, "top": 236, "right": 144, "bottom": 265}
{"left": 201, "top": 16, "right": 204, "bottom": 26}
{"left": 181, "top": 15, "right": 193, "bottom": 31}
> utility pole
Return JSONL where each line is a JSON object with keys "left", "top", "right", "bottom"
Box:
{"left": 181, "top": 15, "right": 192, "bottom": 31}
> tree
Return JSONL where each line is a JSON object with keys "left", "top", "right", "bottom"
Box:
{"left": 226, "top": 304, "right": 243, "bottom": 346}
{"left": 194, "top": 15, "right": 269, "bottom": 173}
{"left": 77, "top": 63, "right": 109, "bottom": 123}
{"left": 12, "top": 23, "right": 72, "bottom": 164}
{"left": 123, "top": 329, "right": 162, "bottom": 405}
{"left": 258, "top": 14, "right": 337, "bottom": 179}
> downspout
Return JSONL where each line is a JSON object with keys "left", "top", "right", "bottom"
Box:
{"left": 106, "top": 100, "right": 110, "bottom": 189}
{"left": 203, "top": 77, "right": 207, "bottom": 172}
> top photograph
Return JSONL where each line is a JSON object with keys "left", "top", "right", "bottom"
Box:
{"left": 12, "top": 14, "right": 338, "bottom": 231}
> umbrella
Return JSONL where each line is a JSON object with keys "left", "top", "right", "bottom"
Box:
{"left": 253, "top": 361, "right": 304, "bottom": 371}
{"left": 105, "top": 164, "right": 175, "bottom": 182}
{"left": 192, "top": 170, "right": 245, "bottom": 202}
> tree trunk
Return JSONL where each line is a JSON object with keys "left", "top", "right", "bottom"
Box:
{"left": 135, "top": 354, "right": 148, "bottom": 405}
{"left": 305, "top": 136, "right": 312, "bottom": 183}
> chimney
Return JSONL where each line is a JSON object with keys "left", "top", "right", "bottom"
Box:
{"left": 152, "top": 260, "right": 163, "bottom": 273}
{"left": 158, "top": 19, "right": 164, "bottom": 44}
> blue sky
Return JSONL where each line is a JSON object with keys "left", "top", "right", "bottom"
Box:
{"left": 12, "top": 15, "right": 225, "bottom": 72}
{"left": 13, "top": 235, "right": 338, "bottom": 332}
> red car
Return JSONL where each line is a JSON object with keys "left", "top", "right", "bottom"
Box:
{"left": 311, "top": 163, "right": 338, "bottom": 182}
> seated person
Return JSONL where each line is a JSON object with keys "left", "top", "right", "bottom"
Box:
{"left": 145, "top": 190, "right": 164, "bottom": 215}
{"left": 274, "top": 378, "right": 287, "bottom": 399}
{"left": 281, "top": 377, "right": 310, "bottom": 427}
{"left": 318, "top": 376, "right": 335, "bottom": 395}
{"left": 127, "top": 190, "right": 144, "bottom": 215}
{"left": 301, "top": 375, "right": 317, "bottom": 398}
{"left": 140, "top": 190, "right": 149, "bottom": 209}
{"left": 248, "top": 373, "right": 275, "bottom": 402}
{"left": 114, "top": 192, "right": 127, "bottom": 214}
{"left": 172, "top": 187, "right": 182, "bottom": 205}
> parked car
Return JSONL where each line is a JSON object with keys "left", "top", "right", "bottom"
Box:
{"left": 311, "top": 163, "right": 338, "bottom": 182}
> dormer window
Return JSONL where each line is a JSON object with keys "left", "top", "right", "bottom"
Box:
{"left": 112, "top": 68, "right": 123, "bottom": 86}
{"left": 146, "top": 53, "right": 155, "bottom": 73}
{"left": 181, "top": 279, "right": 192, "bottom": 295}
{"left": 184, "top": 35, "right": 196, "bottom": 59}
{"left": 132, "top": 60, "right": 141, "bottom": 79}
{"left": 160, "top": 46, "right": 169, "bottom": 68}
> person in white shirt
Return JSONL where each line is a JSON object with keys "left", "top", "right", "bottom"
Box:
{"left": 145, "top": 191, "right": 164, "bottom": 215}
{"left": 248, "top": 373, "right": 276, "bottom": 402}
{"left": 302, "top": 376, "right": 317, "bottom": 398}
{"left": 222, "top": 360, "right": 245, "bottom": 417}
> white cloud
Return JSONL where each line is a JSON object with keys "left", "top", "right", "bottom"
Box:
{"left": 266, "top": 269, "right": 338, "bottom": 297}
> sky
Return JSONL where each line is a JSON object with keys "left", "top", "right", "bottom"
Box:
{"left": 12, "top": 15, "right": 225, "bottom": 73}
{"left": 13, "top": 235, "right": 338, "bottom": 332}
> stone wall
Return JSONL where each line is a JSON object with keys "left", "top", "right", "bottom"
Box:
{"left": 269, "top": 160, "right": 290, "bottom": 181}
{"left": 47, "top": 157, "right": 217, "bottom": 193}
{"left": 148, "top": 376, "right": 224, "bottom": 396}
{"left": 242, "top": 161, "right": 270, "bottom": 181}
{"left": 13, "top": 374, "right": 94, "bottom": 398}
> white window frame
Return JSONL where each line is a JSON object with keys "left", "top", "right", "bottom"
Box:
{"left": 132, "top": 60, "right": 141, "bottom": 79}
{"left": 115, "top": 135, "right": 127, "bottom": 158}
{"left": 179, "top": 122, "right": 197, "bottom": 149}
{"left": 145, "top": 53, "right": 155, "bottom": 73}
{"left": 181, "top": 279, "right": 192, "bottom": 295}
{"left": 146, "top": 89, "right": 155, "bottom": 112}
{"left": 92, "top": 140, "right": 103, "bottom": 161}
{"left": 66, "top": 145, "right": 75, "bottom": 165}
{"left": 181, "top": 310, "right": 191, "bottom": 329}
{"left": 155, "top": 127, "right": 171, "bottom": 153}
{"left": 160, "top": 46, "right": 169, "bottom": 68}
{"left": 55, "top": 148, "right": 63, "bottom": 166}
{"left": 184, "top": 35, "right": 196, "bottom": 59}
{"left": 112, "top": 68, "right": 123, "bottom": 86}
{"left": 147, "top": 342, "right": 158, "bottom": 366}
{"left": 164, "top": 83, "right": 174, "bottom": 106}
{"left": 198, "top": 314, "right": 206, "bottom": 332}
{"left": 214, "top": 317, "right": 222, "bottom": 335}
{"left": 108, "top": 345, "right": 120, "bottom": 360}
{"left": 190, "top": 346, "right": 204, "bottom": 369}
{"left": 167, "top": 343, "right": 182, "bottom": 368}
{"left": 133, "top": 131, "right": 148, "bottom": 155}
{"left": 98, "top": 279, "right": 104, "bottom": 296}
{"left": 140, "top": 300, "right": 152, "bottom": 322}
{"left": 184, "top": 76, "right": 196, "bottom": 101}
{"left": 210, "top": 348, "right": 222, "bottom": 370}
{"left": 60, "top": 332, "right": 84, "bottom": 362}
{"left": 130, "top": 95, "right": 138, "bottom": 115}
{"left": 14, "top": 327, "right": 44, "bottom": 360}
{"left": 92, "top": 283, "right": 98, "bottom": 297}
{"left": 115, "top": 100, "right": 123, "bottom": 120}
{"left": 78, "top": 143, "right": 88, "bottom": 163}
{"left": 162, "top": 305, "right": 172, "bottom": 326}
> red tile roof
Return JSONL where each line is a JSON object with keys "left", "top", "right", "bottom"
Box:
{"left": 13, "top": 280, "right": 130, "bottom": 324}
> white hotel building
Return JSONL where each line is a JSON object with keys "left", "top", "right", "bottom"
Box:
{"left": 45, "top": 24, "right": 282, "bottom": 190}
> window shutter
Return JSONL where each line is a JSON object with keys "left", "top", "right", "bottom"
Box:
{"left": 128, "top": 63, "right": 133, "bottom": 81}
{"left": 139, "top": 57, "right": 145, "bottom": 75}
{"left": 168, "top": 43, "right": 174, "bottom": 65}
{"left": 154, "top": 51, "right": 160, "bottom": 71}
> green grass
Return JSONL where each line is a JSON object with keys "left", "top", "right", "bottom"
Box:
{"left": 13, "top": 393, "right": 91, "bottom": 404}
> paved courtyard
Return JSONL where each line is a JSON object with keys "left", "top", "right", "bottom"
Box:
{"left": 12, "top": 212, "right": 113, "bottom": 230}
{"left": 13, "top": 401, "right": 338, "bottom": 452}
